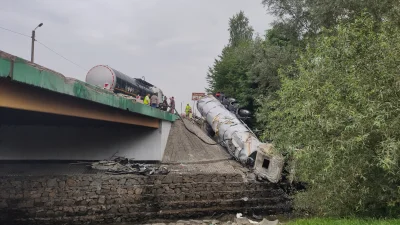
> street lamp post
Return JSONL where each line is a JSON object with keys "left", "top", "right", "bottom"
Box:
{"left": 31, "top": 23, "right": 43, "bottom": 63}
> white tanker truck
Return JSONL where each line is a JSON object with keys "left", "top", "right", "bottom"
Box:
{"left": 197, "top": 95, "right": 284, "bottom": 183}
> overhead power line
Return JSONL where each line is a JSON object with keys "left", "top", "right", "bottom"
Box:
{"left": 0, "top": 26, "right": 30, "bottom": 38}
{"left": 0, "top": 25, "right": 88, "bottom": 72}
{"left": 36, "top": 40, "right": 88, "bottom": 71}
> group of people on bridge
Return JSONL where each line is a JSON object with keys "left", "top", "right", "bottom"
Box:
{"left": 139, "top": 93, "right": 175, "bottom": 114}
{"left": 136, "top": 93, "right": 196, "bottom": 119}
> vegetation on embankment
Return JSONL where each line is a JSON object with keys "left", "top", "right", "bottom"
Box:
{"left": 286, "top": 218, "right": 400, "bottom": 225}
{"left": 206, "top": 0, "right": 400, "bottom": 218}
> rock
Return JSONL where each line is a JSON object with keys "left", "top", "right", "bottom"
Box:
{"left": 32, "top": 181, "right": 42, "bottom": 188}
{"left": 135, "top": 188, "right": 143, "bottom": 195}
{"left": 110, "top": 206, "right": 118, "bottom": 213}
{"left": 118, "top": 207, "right": 128, "bottom": 213}
{"left": 47, "top": 179, "right": 58, "bottom": 187}
{"left": 66, "top": 179, "right": 76, "bottom": 187}
{"left": 117, "top": 188, "right": 127, "bottom": 195}
{"left": 11, "top": 181, "right": 22, "bottom": 187}
{"left": 91, "top": 180, "right": 101, "bottom": 188}
{"left": 46, "top": 210, "right": 55, "bottom": 217}
{"left": 172, "top": 176, "right": 183, "bottom": 183}
{"left": 64, "top": 199, "right": 75, "bottom": 206}
{"left": 126, "top": 178, "right": 137, "bottom": 185}
{"left": 36, "top": 210, "right": 46, "bottom": 217}
{"left": 154, "top": 179, "right": 162, "bottom": 185}
{"left": 54, "top": 211, "right": 64, "bottom": 217}
{"left": 82, "top": 176, "right": 92, "bottom": 181}
{"left": 109, "top": 179, "right": 118, "bottom": 185}
{"left": 64, "top": 207, "right": 74, "bottom": 214}
{"left": 88, "top": 193, "right": 99, "bottom": 199}
{"left": 119, "top": 179, "right": 127, "bottom": 185}
{"left": 259, "top": 219, "right": 279, "bottom": 225}
{"left": 0, "top": 200, "right": 8, "bottom": 208}
{"left": 81, "top": 180, "right": 90, "bottom": 186}
{"left": 30, "top": 191, "right": 42, "bottom": 198}
{"left": 58, "top": 181, "right": 66, "bottom": 188}
{"left": 44, "top": 201, "right": 54, "bottom": 207}
{"left": 115, "top": 198, "right": 124, "bottom": 204}
{"left": 98, "top": 196, "right": 106, "bottom": 204}
{"left": 162, "top": 176, "right": 173, "bottom": 184}
{"left": 235, "top": 216, "right": 250, "bottom": 225}
{"left": 106, "top": 199, "right": 115, "bottom": 204}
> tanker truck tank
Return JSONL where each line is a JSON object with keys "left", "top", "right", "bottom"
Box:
{"left": 197, "top": 95, "right": 284, "bottom": 183}
{"left": 85, "top": 65, "right": 163, "bottom": 100}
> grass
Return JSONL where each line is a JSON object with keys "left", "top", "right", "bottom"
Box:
{"left": 286, "top": 218, "right": 400, "bottom": 225}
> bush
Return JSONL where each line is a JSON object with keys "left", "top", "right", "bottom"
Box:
{"left": 287, "top": 218, "right": 400, "bottom": 225}
{"left": 259, "top": 14, "right": 400, "bottom": 216}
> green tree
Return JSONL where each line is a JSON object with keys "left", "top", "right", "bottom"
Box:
{"left": 262, "top": 0, "right": 400, "bottom": 36}
{"left": 206, "top": 11, "right": 254, "bottom": 98}
{"left": 228, "top": 11, "right": 254, "bottom": 47}
{"left": 260, "top": 14, "right": 400, "bottom": 216}
{"left": 206, "top": 42, "right": 253, "bottom": 99}
{"left": 206, "top": 11, "right": 299, "bottom": 130}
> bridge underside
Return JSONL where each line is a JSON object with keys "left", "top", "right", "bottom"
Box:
{"left": 0, "top": 79, "right": 173, "bottom": 161}
{"left": 0, "top": 79, "right": 160, "bottom": 128}
{"left": 0, "top": 107, "right": 172, "bottom": 160}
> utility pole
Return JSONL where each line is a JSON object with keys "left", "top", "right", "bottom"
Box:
{"left": 31, "top": 23, "right": 43, "bottom": 63}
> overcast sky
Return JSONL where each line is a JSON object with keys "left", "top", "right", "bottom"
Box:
{"left": 1, "top": 0, "right": 274, "bottom": 114}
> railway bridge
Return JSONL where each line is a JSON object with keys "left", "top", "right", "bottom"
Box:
{"left": 0, "top": 50, "right": 178, "bottom": 161}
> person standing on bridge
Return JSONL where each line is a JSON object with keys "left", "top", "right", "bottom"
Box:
{"left": 162, "top": 96, "right": 168, "bottom": 111}
{"left": 143, "top": 94, "right": 150, "bottom": 105}
{"left": 185, "top": 103, "right": 192, "bottom": 117}
{"left": 150, "top": 93, "right": 159, "bottom": 108}
{"left": 169, "top": 97, "right": 175, "bottom": 114}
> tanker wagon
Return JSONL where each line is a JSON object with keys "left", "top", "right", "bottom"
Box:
{"left": 85, "top": 65, "right": 164, "bottom": 102}
{"left": 197, "top": 95, "right": 284, "bottom": 183}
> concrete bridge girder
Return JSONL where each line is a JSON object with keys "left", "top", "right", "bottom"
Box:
{"left": 0, "top": 79, "right": 160, "bottom": 128}
{"left": 0, "top": 80, "right": 173, "bottom": 161}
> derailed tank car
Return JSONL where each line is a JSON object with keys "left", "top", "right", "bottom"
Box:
{"left": 85, "top": 65, "right": 164, "bottom": 101}
{"left": 197, "top": 94, "right": 284, "bottom": 183}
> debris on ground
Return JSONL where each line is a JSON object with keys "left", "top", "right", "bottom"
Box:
{"left": 231, "top": 213, "right": 279, "bottom": 225}
{"left": 141, "top": 217, "right": 280, "bottom": 225}
{"left": 90, "top": 157, "right": 169, "bottom": 175}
